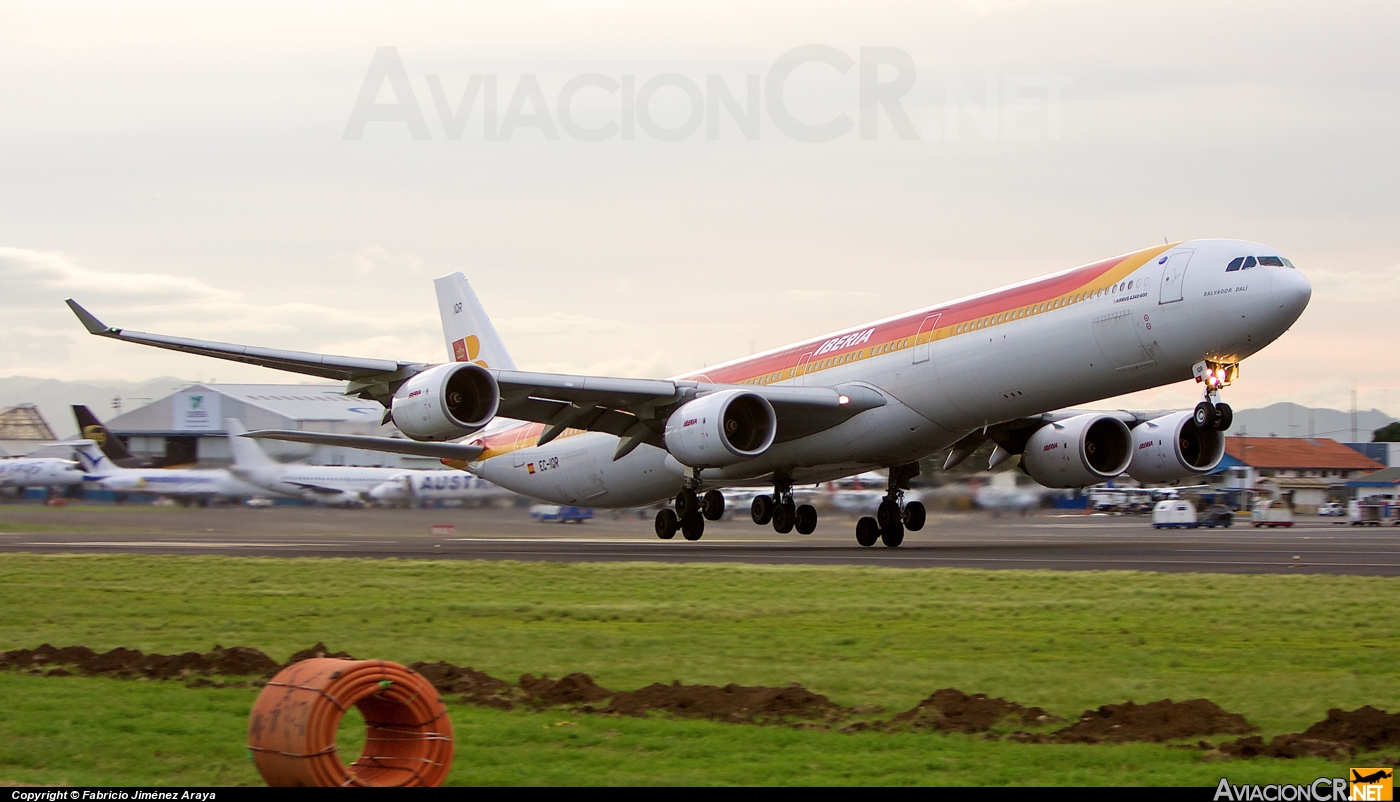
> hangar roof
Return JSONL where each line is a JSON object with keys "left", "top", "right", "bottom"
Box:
{"left": 205, "top": 384, "right": 380, "bottom": 422}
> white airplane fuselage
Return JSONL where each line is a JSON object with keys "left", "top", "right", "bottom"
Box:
{"left": 0, "top": 458, "right": 85, "bottom": 488}
{"left": 461, "top": 239, "right": 1310, "bottom": 507}
{"left": 92, "top": 468, "right": 266, "bottom": 498}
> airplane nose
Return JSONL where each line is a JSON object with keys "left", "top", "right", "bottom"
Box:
{"left": 1271, "top": 265, "right": 1312, "bottom": 321}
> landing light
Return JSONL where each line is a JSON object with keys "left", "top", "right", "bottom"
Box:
{"left": 838, "top": 395, "right": 850, "bottom": 405}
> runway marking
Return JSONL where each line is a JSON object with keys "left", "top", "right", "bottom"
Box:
{"left": 446, "top": 537, "right": 793, "bottom": 545}
{"left": 23, "top": 541, "right": 366, "bottom": 549}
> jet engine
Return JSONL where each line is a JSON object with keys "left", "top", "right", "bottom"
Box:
{"left": 1021, "top": 413, "right": 1133, "bottom": 488}
{"left": 663, "top": 389, "right": 776, "bottom": 469}
{"left": 1126, "top": 410, "right": 1226, "bottom": 483}
{"left": 390, "top": 363, "right": 499, "bottom": 441}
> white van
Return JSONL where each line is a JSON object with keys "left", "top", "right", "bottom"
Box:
{"left": 1250, "top": 499, "right": 1294, "bottom": 528}
{"left": 1152, "top": 500, "right": 1198, "bottom": 529}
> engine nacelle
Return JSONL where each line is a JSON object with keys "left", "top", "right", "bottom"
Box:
{"left": 1021, "top": 413, "right": 1133, "bottom": 488}
{"left": 390, "top": 363, "right": 499, "bottom": 441}
{"left": 663, "top": 389, "right": 776, "bottom": 469}
{"left": 1127, "top": 410, "right": 1226, "bottom": 484}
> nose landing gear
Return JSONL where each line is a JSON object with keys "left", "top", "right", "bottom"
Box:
{"left": 1192, "top": 360, "right": 1236, "bottom": 431}
{"left": 857, "top": 463, "right": 925, "bottom": 548}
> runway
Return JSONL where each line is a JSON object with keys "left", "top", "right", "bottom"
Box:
{"left": 1, "top": 503, "right": 1397, "bottom": 575}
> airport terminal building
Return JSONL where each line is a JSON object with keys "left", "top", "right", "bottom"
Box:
{"left": 102, "top": 383, "right": 443, "bottom": 469}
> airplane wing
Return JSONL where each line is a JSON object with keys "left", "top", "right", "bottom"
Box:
{"left": 241, "top": 430, "right": 486, "bottom": 461}
{"left": 68, "top": 301, "right": 886, "bottom": 451}
{"left": 283, "top": 481, "right": 355, "bottom": 496}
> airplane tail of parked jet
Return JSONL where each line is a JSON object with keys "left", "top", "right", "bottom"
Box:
{"left": 434, "top": 272, "right": 517, "bottom": 370}
{"left": 225, "top": 419, "right": 279, "bottom": 473}
{"left": 72, "top": 440, "right": 118, "bottom": 477}
{"left": 72, "top": 405, "right": 180, "bottom": 468}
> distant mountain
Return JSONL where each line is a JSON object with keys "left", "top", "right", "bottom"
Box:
{"left": 1229, "top": 402, "right": 1397, "bottom": 442}
{"left": 0, "top": 376, "right": 192, "bottom": 439}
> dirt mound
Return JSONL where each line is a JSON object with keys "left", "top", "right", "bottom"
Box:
{"left": 1047, "top": 699, "right": 1257, "bottom": 744}
{"left": 604, "top": 680, "right": 846, "bottom": 724}
{"left": 890, "top": 688, "right": 1059, "bottom": 733}
{"left": 1, "top": 643, "right": 279, "bottom": 679}
{"left": 1221, "top": 706, "right": 1400, "bottom": 759}
{"left": 519, "top": 672, "right": 613, "bottom": 706}
{"left": 283, "top": 642, "right": 354, "bottom": 664}
{"left": 1218, "top": 734, "right": 1349, "bottom": 759}
{"left": 1299, "top": 706, "right": 1400, "bottom": 752}
{"left": 409, "top": 661, "right": 516, "bottom": 709}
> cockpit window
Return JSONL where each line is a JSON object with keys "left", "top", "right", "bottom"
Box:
{"left": 1226, "top": 257, "right": 1244, "bottom": 272}
{"left": 1241, "top": 256, "right": 1257, "bottom": 270}
{"left": 1258, "top": 256, "right": 1284, "bottom": 267}
{"left": 1282, "top": 257, "right": 1295, "bottom": 268}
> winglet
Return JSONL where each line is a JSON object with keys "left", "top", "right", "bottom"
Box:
{"left": 66, "top": 299, "right": 117, "bottom": 335}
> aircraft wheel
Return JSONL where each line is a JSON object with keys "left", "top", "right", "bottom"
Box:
{"left": 751, "top": 495, "right": 774, "bottom": 525}
{"left": 1193, "top": 401, "right": 1217, "bottom": 430}
{"left": 675, "top": 489, "right": 699, "bottom": 519}
{"left": 681, "top": 514, "right": 705, "bottom": 541}
{"left": 876, "top": 499, "right": 902, "bottom": 531}
{"left": 655, "top": 508, "right": 678, "bottom": 540}
{"left": 1214, "top": 402, "right": 1233, "bottom": 431}
{"left": 881, "top": 521, "right": 905, "bottom": 548}
{"left": 794, "top": 504, "right": 818, "bottom": 535}
{"left": 903, "top": 501, "right": 926, "bottom": 532}
{"left": 772, "top": 499, "right": 796, "bottom": 534}
{"left": 856, "top": 516, "right": 880, "bottom": 547}
{"left": 702, "top": 489, "right": 726, "bottom": 521}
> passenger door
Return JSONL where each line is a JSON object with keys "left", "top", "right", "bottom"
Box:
{"left": 1158, "top": 250, "right": 1194, "bottom": 304}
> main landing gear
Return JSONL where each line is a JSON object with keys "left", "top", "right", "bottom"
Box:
{"left": 856, "top": 463, "right": 925, "bottom": 548}
{"left": 750, "top": 478, "right": 819, "bottom": 535}
{"left": 655, "top": 483, "right": 726, "bottom": 541}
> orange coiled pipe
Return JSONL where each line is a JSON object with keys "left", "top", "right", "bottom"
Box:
{"left": 248, "top": 658, "right": 454, "bottom": 787}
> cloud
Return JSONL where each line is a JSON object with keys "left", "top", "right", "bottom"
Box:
{"left": 0, "top": 247, "right": 237, "bottom": 308}
{"left": 0, "top": 247, "right": 444, "bottom": 381}
{"left": 351, "top": 247, "right": 424, "bottom": 277}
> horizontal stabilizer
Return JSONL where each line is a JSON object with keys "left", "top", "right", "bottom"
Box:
{"left": 241, "top": 430, "right": 485, "bottom": 461}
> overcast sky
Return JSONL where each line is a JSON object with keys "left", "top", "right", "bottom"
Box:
{"left": 2, "top": 1, "right": 1397, "bottom": 416}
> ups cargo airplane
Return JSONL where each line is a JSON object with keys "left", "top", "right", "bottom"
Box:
{"left": 67, "top": 239, "right": 1310, "bottom": 547}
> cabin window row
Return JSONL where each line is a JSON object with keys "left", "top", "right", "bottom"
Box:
{"left": 950, "top": 280, "right": 1137, "bottom": 334}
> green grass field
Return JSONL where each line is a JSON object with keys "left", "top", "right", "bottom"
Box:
{"left": 1, "top": 553, "right": 1395, "bottom": 785}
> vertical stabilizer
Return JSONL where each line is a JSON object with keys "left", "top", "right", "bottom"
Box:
{"left": 434, "top": 272, "right": 517, "bottom": 370}
{"left": 72, "top": 440, "right": 117, "bottom": 476}
{"left": 72, "top": 405, "right": 136, "bottom": 463}
{"left": 225, "top": 419, "right": 279, "bottom": 471}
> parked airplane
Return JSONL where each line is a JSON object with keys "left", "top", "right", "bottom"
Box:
{"left": 366, "top": 471, "right": 513, "bottom": 507}
{"left": 972, "top": 471, "right": 1052, "bottom": 516}
{"left": 0, "top": 455, "right": 86, "bottom": 490}
{"left": 68, "top": 239, "right": 1311, "bottom": 546}
{"left": 224, "top": 419, "right": 509, "bottom": 507}
{"left": 73, "top": 440, "right": 267, "bottom": 502}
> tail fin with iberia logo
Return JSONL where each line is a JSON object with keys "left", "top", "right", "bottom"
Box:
{"left": 433, "top": 272, "right": 517, "bottom": 371}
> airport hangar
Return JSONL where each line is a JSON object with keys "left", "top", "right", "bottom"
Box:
{"left": 99, "top": 383, "right": 445, "bottom": 470}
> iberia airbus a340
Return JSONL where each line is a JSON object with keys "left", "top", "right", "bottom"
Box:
{"left": 67, "top": 240, "right": 1310, "bottom": 547}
